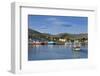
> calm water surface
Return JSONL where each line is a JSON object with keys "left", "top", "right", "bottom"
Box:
{"left": 28, "top": 45, "right": 88, "bottom": 61}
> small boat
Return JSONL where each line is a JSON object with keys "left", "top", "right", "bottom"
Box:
{"left": 41, "top": 41, "right": 48, "bottom": 45}
{"left": 48, "top": 41, "right": 56, "bottom": 45}
{"left": 72, "top": 41, "right": 81, "bottom": 51}
{"left": 73, "top": 46, "right": 80, "bottom": 51}
{"left": 32, "top": 41, "right": 41, "bottom": 45}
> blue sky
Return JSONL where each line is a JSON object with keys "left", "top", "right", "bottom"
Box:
{"left": 28, "top": 15, "right": 88, "bottom": 35}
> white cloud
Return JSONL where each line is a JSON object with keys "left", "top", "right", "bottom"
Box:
{"left": 46, "top": 17, "right": 72, "bottom": 27}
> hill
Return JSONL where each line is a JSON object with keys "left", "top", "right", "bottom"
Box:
{"left": 28, "top": 28, "right": 88, "bottom": 41}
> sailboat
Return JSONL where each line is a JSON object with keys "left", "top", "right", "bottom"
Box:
{"left": 72, "top": 40, "right": 81, "bottom": 51}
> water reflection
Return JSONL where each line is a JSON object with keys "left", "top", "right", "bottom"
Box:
{"left": 28, "top": 45, "right": 88, "bottom": 60}
{"left": 72, "top": 50, "right": 80, "bottom": 58}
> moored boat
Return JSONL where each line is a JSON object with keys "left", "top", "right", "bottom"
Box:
{"left": 72, "top": 40, "right": 81, "bottom": 51}
{"left": 48, "top": 41, "right": 56, "bottom": 45}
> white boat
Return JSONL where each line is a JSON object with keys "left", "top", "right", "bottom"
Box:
{"left": 73, "top": 41, "right": 81, "bottom": 51}
{"left": 73, "top": 46, "right": 80, "bottom": 51}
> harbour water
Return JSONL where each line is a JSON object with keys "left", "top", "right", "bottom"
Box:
{"left": 28, "top": 45, "right": 88, "bottom": 61}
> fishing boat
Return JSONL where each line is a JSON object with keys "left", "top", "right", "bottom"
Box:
{"left": 72, "top": 40, "right": 81, "bottom": 51}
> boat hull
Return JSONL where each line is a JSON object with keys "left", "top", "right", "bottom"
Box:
{"left": 72, "top": 46, "right": 80, "bottom": 51}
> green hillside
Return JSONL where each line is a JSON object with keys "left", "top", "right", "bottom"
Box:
{"left": 28, "top": 28, "right": 88, "bottom": 42}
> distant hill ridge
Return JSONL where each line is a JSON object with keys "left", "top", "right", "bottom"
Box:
{"left": 28, "top": 28, "right": 88, "bottom": 40}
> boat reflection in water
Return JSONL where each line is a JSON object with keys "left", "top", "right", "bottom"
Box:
{"left": 28, "top": 42, "right": 88, "bottom": 60}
